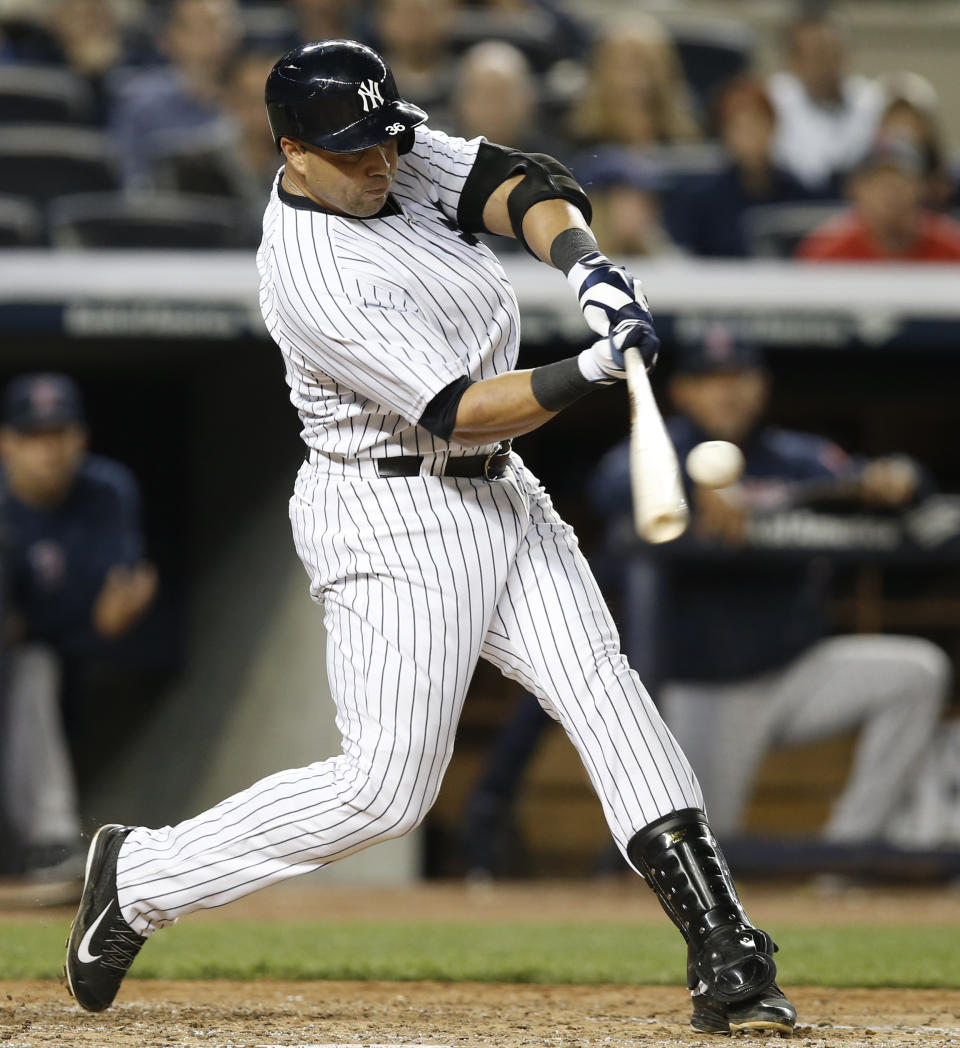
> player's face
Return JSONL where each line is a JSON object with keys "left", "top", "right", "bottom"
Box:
{"left": 0, "top": 424, "right": 87, "bottom": 506}
{"left": 283, "top": 139, "right": 399, "bottom": 218}
{"left": 669, "top": 368, "right": 769, "bottom": 443}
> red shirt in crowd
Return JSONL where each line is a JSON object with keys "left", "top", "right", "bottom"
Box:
{"left": 796, "top": 209, "right": 960, "bottom": 261}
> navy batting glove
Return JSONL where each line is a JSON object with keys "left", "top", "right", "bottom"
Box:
{"left": 566, "top": 251, "right": 652, "bottom": 338}
{"left": 610, "top": 310, "right": 659, "bottom": 370}
{"left": 581, "top": 316, "right": 659, "bottom": 383}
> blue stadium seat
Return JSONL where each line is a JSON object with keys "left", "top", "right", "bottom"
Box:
{"left": 0, "top": 126, "right": 119, "bottom": 203}
{"left": 0, "top": 65, "right": 94, "bottom": 124}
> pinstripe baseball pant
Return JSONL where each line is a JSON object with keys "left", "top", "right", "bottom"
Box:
{"left": 117, "top": 459, "right": 702, "bottom": 935}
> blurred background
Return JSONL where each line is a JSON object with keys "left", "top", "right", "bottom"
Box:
{"left": 1, "top": 0, "right": 960, "bottom": 898}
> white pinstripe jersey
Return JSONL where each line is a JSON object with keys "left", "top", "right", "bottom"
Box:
{"left": 256, "top": 126, "right": 521, "bottom": 468}
{"left": 115, "top": 134, "right": 705, "bottom": 935}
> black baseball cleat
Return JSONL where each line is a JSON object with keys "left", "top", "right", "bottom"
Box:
{"left": 64, "top": 824, "right": 146, "bottom": 1012}
{"left": 692, "top": 983, "right": 797, "bottom": 1036}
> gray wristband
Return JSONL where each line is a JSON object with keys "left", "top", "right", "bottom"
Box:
{"left": 549, "top": 227, "right": 600, "bottom": 275}
{"left": 530, "top": 356, "right": 597, "bottom": 412}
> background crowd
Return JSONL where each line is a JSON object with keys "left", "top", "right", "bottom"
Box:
{"left": 0, "top": 0, "right": 959, "bottom": 258}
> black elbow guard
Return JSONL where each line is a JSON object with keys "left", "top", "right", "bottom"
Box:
{"left": 506, "top": 152, "right": 593, "bottom": 256}
{"left": 457, "top": 142, "right": 592, "bottom": 255}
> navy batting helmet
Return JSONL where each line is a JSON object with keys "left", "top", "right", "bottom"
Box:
{"left": 265, "top": 39, "right": 427, "bottom": 154}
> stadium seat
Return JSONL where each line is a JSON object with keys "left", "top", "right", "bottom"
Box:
{"left": 0, "top": 195, "right": 43, "bottom": 246}
{"left": 151, "top": 125, "right": 239, "bottom": 199}
{"left": 0, "top": 16, "right": 60, "bottom": 65}
{"left": 47, "top": 191, "right": 241, "bottom": 248}
{"left": 646, "top": 142, "right": 728, "bottom": 183}
{"left": 0, "top": 126, "right": 119, "bottom": 203}
{"left": 743, "top": 202, "right": 846, "bottom": 258}
{"left": 0, "top": 65, "right": 94, "bottom": 124}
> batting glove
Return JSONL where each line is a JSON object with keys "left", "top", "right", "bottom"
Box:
{"left": 566, "top": 251, "right": 653, "bottom": 338}
{"left": 579, "top": 318, "right": 660, "bottom": 384}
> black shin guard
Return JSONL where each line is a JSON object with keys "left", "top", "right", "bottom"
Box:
{"left": 627, "top": 809, "right": 778, "bottom": 1004}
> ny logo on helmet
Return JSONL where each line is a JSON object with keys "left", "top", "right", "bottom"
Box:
{"left": 358, "top": 79, "right": 384, "bottom": 112}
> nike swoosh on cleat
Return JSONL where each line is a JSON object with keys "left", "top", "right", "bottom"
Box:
{"left": 77, "top": 903, "right": 113, "bottom": 963}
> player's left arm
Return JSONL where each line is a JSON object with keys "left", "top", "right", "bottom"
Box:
{"left": 457, "top": 142, "right": 657, "bottom": 358}
{"left": 411, "top": 133, "right": 661, "bottom": 445}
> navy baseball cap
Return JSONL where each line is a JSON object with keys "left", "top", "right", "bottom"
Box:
{"left": 674, "top": 324, "right": 763, "bottom": 374}
{"left": 1, "top": 373, "right": 86, "bottom": 432}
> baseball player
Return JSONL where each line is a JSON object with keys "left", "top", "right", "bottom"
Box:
{"left": 66, "top": 40, "right": 796, "bottom": 1035}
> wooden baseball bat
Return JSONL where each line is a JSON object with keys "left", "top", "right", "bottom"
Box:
{"left": 623, "top": 346, "right": 690, "bottom": 543}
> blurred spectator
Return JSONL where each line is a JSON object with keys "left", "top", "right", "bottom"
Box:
{"left": 153, "top": 50, "right": 281, "bottom": 246}
{"left": 45, "top": 0, "right": 156, "bottom": 125}
{"left": 453, "top": 0, "right": 591, "bottom": 75}
{"left": 249, "top": 0, "right": 361, "bottom": 54}
{"left": 769, "top": 10, "right": 883, "bottom": 194}
{"left": 371, "top": 0, "right": 459, "bottom": 121}
{"left": 575, "top": 148, "right": 681, "bottom": 257}
{"left": 876, "top": 71, "right": 956, "bottom": 211}
{"left": 0, "top": 374, "right": 157, "bottom": 882}
{"left": 591, "top": 331, "right": 950, "bottom": 845}
{"left": 669, "top": 77, "right": 813, "bottom": 258}
{"left": 796, "top": 139, "right": 960, "bottom": 261}
{"left": 291, "top": 0, "right": 356, "bottom": 45}
{"left": 443, "top": 39, "right": 558, "bottom": 259}
{"left": 567, "top": 15, "right": 700, "bottom": 150}
{"left": 108, "top": 0, "right": 241, "bottom": 188}
{"left": 446, "top": 40, "right": 545, "bottom": 150}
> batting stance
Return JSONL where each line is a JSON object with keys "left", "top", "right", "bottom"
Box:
{"left": 66, "top": 40, "right": 796, "bottom": 1035}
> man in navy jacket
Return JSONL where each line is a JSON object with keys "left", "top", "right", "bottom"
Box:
{"left": 0, "top": 374, "right": 157, "bottom": 879}
{"left": 592, "top": 329, "right": 949, "bottom": 842}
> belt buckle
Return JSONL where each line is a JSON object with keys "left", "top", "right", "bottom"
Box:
{"left": 483, "top": 440, "right": 511, "bottom": 481}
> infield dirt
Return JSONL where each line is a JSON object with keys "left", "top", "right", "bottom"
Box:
{"left": 4, "top": 980, "right": 960, "bottom": 1048}
{"left": 2, "top": 881, "right": 959, "bottom": 1048}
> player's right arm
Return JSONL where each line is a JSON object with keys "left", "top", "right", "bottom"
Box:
{"left": 437, "top": 329, "right": 653, "bottom": 446}
{"left": 446, "top": 369, "right": 567, "bottom": 445}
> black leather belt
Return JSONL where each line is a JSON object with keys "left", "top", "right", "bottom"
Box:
{"left": 376, "top": 440, "right": 512, "bottom": 481}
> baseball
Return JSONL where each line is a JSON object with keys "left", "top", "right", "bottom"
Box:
{"left": 685, "top": 441, "right": 745, "bottom": 488}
